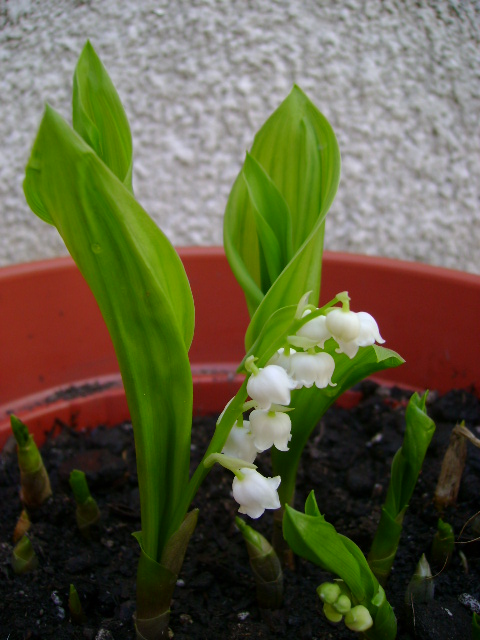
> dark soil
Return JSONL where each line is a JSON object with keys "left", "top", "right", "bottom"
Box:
{"left": 1, "top": 382, "right": 479, "bottom": 639}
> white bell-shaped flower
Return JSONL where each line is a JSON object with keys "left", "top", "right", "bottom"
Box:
{"left": 327, "top": 309, "right": 385, "bottom": 359}
{"left": 325, "top": 308, "right": 361, "bottom": 342}
{"left": 356, "top": 312, "right": 385, "bottom": 347}
{"left": 232, "top": 468, "right": 281, "bottom": 519}
{"left": 290, "top": 311, "right": 331, "bottom": 349}
{"left": 222, "top": 421, "right": 258, "bottom": 464}
{"left": 288, "top": 351, "right": 336, "bottom": 389}
{"left": 246, "top": 364, "right": 297, "bottom": 411}
{"left": 249, "top": 409, "right": 292, "bottom": 452}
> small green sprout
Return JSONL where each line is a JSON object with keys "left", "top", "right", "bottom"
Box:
{"left": 473, "top": 612, "right": 480, "bottom": 640}
{"left": 69, "top": 470, "right": 101, "bottom": 539}
{"left": 368, "top": 392, "right": 435, "bottom": 585}
{"left": 283, "top": 492, "right": 397, "bottom": 639}
{"left": 13, "top": 509, "right": 31, "bottom": 543}
{"left": 12, "top": 535, "right": 39, "bottom": 575}
{"left": 235, "top": 516, "right": 283, "bottom": 609}
{"left": 431, "top": 518, "right": 455, "bottom": 566}
{"left": 10, "top": 414, "right": 52, "bottom": 507}
{"left": 405, "top": 554, "right": 435, "bottom": 607}
{"left": 68, "top": 583, "right": 86, "bottom": 624}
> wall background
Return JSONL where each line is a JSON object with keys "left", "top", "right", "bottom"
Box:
{"left": 1, "top": 0, "right": 479, "bottom": 272}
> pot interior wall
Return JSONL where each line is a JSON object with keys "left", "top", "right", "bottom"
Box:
{"left": 1, "top": 248, "right": 479, "bottom": 446}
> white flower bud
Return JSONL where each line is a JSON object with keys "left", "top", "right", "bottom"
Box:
{"left": 288, "top": 351, "right": 336, "bottom": 389}
{"left": 232, "top": 468, "right": 281, "bottom": 519}
{"left": 246, "top": 364, "right": 296, "bottom": 411}
{"left": 293, "top": 311, "right": 331, "bottom": 349}
{"left": 249, "top": 410, "right": 292, "bottom": 452}
{"left": 222, "top": 421, "right": 257, "bottom": 464}
{"left": 267, "top": 347, "right": 296, "bottom": 371}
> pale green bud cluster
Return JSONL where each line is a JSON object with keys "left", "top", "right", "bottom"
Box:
{"left": 317, "top": 581, "right": 373, "bottom": 633}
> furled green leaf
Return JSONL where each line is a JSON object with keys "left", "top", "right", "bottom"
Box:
{"left": 73, "top": 40, "right": 133, "bottom": 191}
{"left": 368, "top": 392, "right": 435, "bottom": 583}
{"left": 224, "top": 85, "right": 341, "bottom": 334}
{"left": 24, "top": 106, "right": 194, "bottom": 561}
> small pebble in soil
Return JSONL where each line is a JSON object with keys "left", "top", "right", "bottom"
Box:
{"left": 458, "top": 592, "right": 480, "bottom": 614}
{"left": 237, "top": 611, "right": 250, "bottom": 621}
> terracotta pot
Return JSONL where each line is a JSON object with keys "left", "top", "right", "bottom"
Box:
{"left": 1, "top": 248, "right": 479, "bottom": 447}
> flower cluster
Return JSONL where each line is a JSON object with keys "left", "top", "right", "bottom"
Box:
{"left": 317, "top": 582, "right": 374, "bottom": 632}
{"left": 214, "top": 292, "right": 385, "bottom": 519}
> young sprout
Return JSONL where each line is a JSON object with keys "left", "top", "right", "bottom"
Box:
{"left": 431, "top": 518, "right": 455, "bottom": 566}
{"left": 404, "top": 554, "right": 435, "bottom": 607}
{"left": 473, "top": 612, "right": 480, "bottom": 640}
{"left": 68, "top": 583, "right": 86, "bottom": 624}
{"left": 368, "top": 392, "right": 435, "bottom": 585}
{"left": 235, "top": 517, "right": 283, "bottom": 609}
{"left": 13, "top": 509, "right": 31, "bottom": 543}
{"left": 12, "top": 535, "right": 39, "bottom": 575}
{"left": 10, "top": 414, "right": 52, "bottom": 507}
{"left": 69, "top": 470, "right": 101, "bottom": 539}
{"left": 284, "top": 492, "right": 397, "bottom": 639}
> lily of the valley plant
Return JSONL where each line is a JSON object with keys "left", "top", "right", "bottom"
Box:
{"left": 23, "top": 41, "right": 403, "bottom": 639}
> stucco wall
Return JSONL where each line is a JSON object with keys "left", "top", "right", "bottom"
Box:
{"left": 1, "top": 0, "right": 479, "bottom": 273}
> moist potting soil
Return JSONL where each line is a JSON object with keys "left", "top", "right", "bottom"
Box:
{"left": 0, "top": 382, "right": 479, "bottom": 639}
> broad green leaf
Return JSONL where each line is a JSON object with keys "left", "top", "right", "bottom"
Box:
{"left": 224, "top": 85, "right": 341, "bottom": 329}
{"left": 272, "top": 344, "right": 405, "bottom": 505}
{"left": 24, "top": 106, "right": 194, "bottom": 561}
{"left": 73, "top": 41, "right": 133, "bottom": 191}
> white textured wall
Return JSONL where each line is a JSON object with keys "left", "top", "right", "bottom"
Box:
{"left": 1, "top": 0, "right": 479, "bottom": 273}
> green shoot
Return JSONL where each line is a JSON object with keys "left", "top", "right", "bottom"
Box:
{"left": 10, "top": 414, "right": 52, "bottom": 507}
{"left": 473, "top": 612, "right": 480, "bottom": 640}
{"left": 235, "top": 517, "right": 283, "bottom": 609}
{"left": 68, "top": 583, "right": 86, "bottom": 624}
{"left": 404, "top": 554, "right": 434, "bottom": 606}
{"left": 431, "top": 518, "right": 455, "bottom": 566}
{"left": 283, "top": 492, "right": 397, "bottom": 639}
{"left": 12, "top": 535, "right": 39, "bottom": 575}
{"left": 367, "top": 392, "right": 435, "bottom": 585}
{"left": 69, "top": 469, "right": 101, "bottom": 539}
{"left": 13, "top": 509, "right": 31, "bottom": 543}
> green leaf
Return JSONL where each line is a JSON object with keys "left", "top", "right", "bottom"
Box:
{"left": 283, "top": 494, "right": 397, "bottom": 640}
{"left": 283, "top": 498, "right": 366, "bottom": 601}
{"left": 23, "top": 105, "right": 194, "bottom": 561}
{"left": 242, "top": 152, "right": 293, "bottom": 288}
{"left": 368, "top": 392, "right": 436, "bottom": 583}
{"left": 224, "top": 85, "right": 341, "bottom": 330}
{"left": 73, "top": 41, "right": 133, "bottom": 191}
